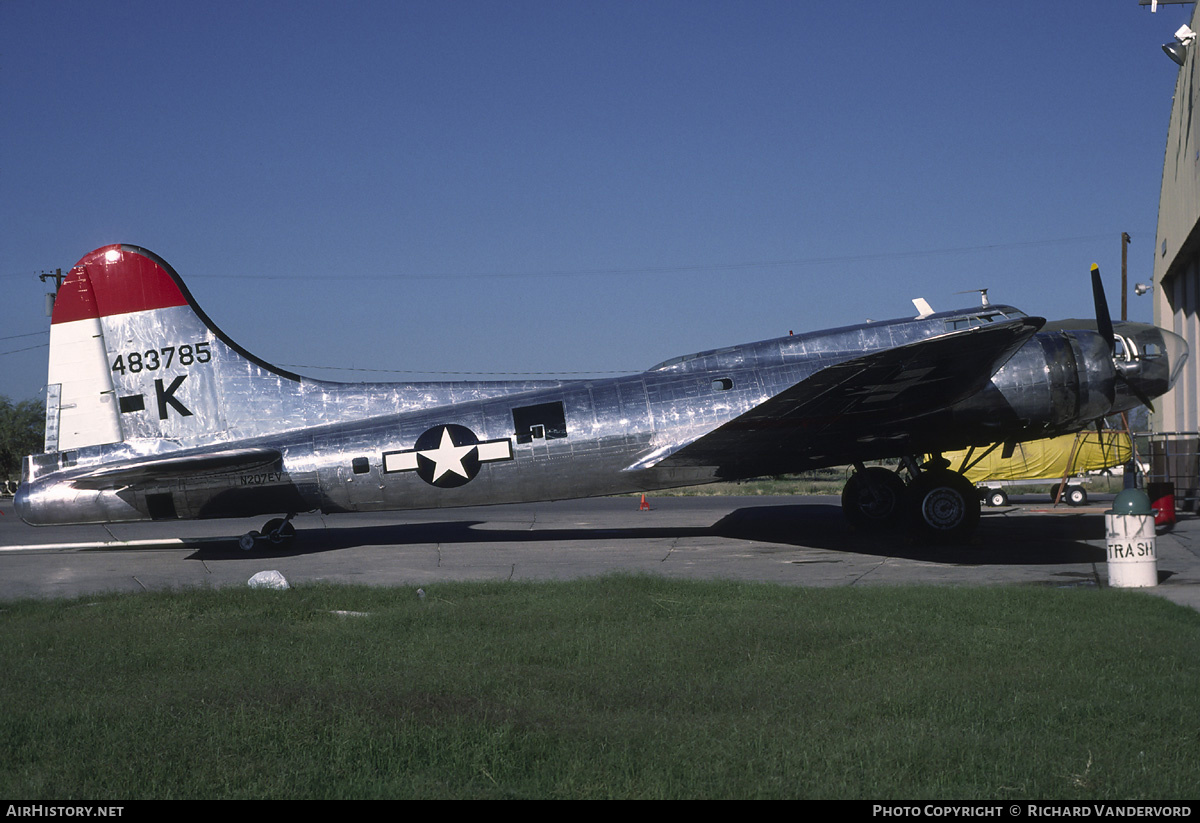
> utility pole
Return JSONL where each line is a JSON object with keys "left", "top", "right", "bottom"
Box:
{"left": 38, "top": 268, "right": 63, "bottom": 317}
{"left": 1121, "top": 232, "right": 1131, "bottom": 321}
{"left": 37, "top": 268, "right": 63, "bottom": 290}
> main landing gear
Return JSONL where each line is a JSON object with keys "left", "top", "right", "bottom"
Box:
{"left": 239, "top": 513, "right": 297, "bottom": 551}
{"left": 842, "top": 458, "right": 981, "bottom": 542}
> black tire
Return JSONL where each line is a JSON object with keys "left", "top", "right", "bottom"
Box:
{"left": 986, "top": 488, "right": 1009, "bottom": 507}
{"left": 262, "top": 518, "right": 296, "bottom": 546}
{"left": 906, "top": 469, "right": 981, "bottom": 542}
{"left": 1065, "top": 485, "right": 1088, "bottom": 507}
{"left": 841, "top": 467, "right": 906, "bottom": 531}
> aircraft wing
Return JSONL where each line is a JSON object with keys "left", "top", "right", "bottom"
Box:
{"left": 69, "top": 447, "right": 283, "bottom": 490}
{"left": 645, "top": 317, "right": 1043, "bottom": 477}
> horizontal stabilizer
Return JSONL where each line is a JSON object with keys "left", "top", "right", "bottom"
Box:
{"left": 69, "top": 447, "right": 283, "bottom": 490}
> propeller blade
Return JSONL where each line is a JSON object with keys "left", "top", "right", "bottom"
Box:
{"left": 1118, "top": 372, "right": 1156, "bottom": 413}
{"left": 1091, "top": 263, "right": 1115, "bottom": 354}
{"left": 1089, "top": 264, "right": 1154, "bottom": 410}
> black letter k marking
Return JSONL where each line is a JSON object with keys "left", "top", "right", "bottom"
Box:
{"left": 155, "top": 375, "right": 194, "bottom": 420}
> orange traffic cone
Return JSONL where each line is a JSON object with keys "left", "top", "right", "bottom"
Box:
{"left": 639, "top": 494, "right": 650, "bottom": 511}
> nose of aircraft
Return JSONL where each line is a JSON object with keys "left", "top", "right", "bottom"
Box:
{"left": 1161, "top": 328, "right": 1190, "bottom": 392}
{"left": 1111, "top": 323, "right": 1190, "bottom": 410}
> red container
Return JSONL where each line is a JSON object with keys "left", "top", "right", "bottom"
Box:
{"left": 1148, "top": 482, "right": 1177, "bottom": 527}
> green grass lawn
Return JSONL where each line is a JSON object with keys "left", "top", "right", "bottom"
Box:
{"left": 2, "top": 576, "right": 1198, "bottom": 799}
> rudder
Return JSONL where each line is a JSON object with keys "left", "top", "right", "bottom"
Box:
{"left": 45, "top": 245, "right": 294, "bottom": 451}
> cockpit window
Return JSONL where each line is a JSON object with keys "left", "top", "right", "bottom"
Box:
{"left": 946, "top": 312, "right": 1002, "bottom": 331}
{"left": 944, "top": 308, "right": 1027, "bottom": 331}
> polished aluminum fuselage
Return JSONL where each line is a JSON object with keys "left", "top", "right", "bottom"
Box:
{"left": 17, "top": 299, "right": 1181, "bottom": 526}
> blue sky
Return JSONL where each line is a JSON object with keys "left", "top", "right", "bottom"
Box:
{"left": 1, "top": 0, "right": 1193, "bottom": 402}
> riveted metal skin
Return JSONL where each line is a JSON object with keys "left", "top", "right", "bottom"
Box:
{"left": 15, "top": 245, "right": 1189, "bottom": 537}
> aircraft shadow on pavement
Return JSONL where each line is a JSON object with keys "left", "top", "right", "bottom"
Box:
{"left": 187, "top": 502, "right": 1107, "bottom": 566}
{"left": 709, "top": 503, "right": 1107, "bottom": 565}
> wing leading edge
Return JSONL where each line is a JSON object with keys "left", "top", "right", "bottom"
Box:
{"left": 645, "top": 316, "right": 1044, "bottom": 478}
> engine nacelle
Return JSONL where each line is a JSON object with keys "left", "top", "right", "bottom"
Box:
{"left": 948, "top": 323, "right": 1187, "bottom": 445}
{"left": 990, "top": 329, "right": 1116, "bottom": 433}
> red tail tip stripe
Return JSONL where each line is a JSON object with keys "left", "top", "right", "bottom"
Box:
{"left": 51, "top": 246, "right": 188, "bottom": 324}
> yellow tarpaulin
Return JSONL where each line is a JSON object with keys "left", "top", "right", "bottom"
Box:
{"left": 941, "top": 431, "right": 1133, "bottom": 484}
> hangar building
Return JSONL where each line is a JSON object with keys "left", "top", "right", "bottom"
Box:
{"left": 1152, "top": 3, "right": 1200, "bottom": 507}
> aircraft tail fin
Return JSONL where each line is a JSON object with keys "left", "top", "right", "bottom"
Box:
{"left": 45, "top": 245, "right": 300, "bottom": 452}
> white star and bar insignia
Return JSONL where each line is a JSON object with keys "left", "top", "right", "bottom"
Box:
{"left": 382, "top": 424, "right": 513, "bottom": 488}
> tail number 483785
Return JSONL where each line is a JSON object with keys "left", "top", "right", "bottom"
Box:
{"left": 112, "top": 342, "right": 211, "bottom": 374}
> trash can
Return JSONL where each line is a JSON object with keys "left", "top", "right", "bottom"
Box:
{"left": 1104, "top": 489, "right": 1158, "bottom": 588}
{"left": 1147, "top": 481, "right": 1176, "bottom": 528}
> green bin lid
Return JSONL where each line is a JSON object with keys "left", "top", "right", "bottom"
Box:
{"left": 1107, "top": 489, "right": 1155, "bottom": 516}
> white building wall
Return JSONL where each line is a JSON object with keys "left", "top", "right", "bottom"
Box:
{"left": 1153, "top": 4, "right": 1200, "bottom": 435}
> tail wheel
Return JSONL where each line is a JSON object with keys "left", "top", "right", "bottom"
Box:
{"left": 906, "top": 469, "right": 980, "bottom": 542}
{"left": 262, "top": 517, "right": 296, "bottom": 546}
{"left": 842, "top": 467, "right": 906, "bottom": 531}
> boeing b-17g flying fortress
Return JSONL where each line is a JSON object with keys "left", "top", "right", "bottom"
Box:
{"left": 14, "top": 245, "right": 1188, "bottom": 547}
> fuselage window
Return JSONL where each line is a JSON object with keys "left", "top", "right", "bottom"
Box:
{"left": 513, "top": 401, "right": 568, "bottom": 444}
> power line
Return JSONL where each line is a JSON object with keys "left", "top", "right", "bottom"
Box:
{"left": 0, "top": 343, "right": 48, "bottom": 358}
{"left": 0, "top": 232, "right": 1148, "bottom": 283}
{"left": 189, "top": 234, "right": 1131, "bottom": 281}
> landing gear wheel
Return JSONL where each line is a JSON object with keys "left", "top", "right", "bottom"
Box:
{"left": 906, "top": 469, "right": 981, "bottom": 542}
{"left": 986, "top": 488, "right": 1009, "bottom": 508}
{"left": 842, "top": 467, "right": 906, "bottom": 531}
{"left": 261, "top": 518, "right": 296, "bottom": 547}
{"left": 239, "top": 531, "right": 260, "bottom": 551}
